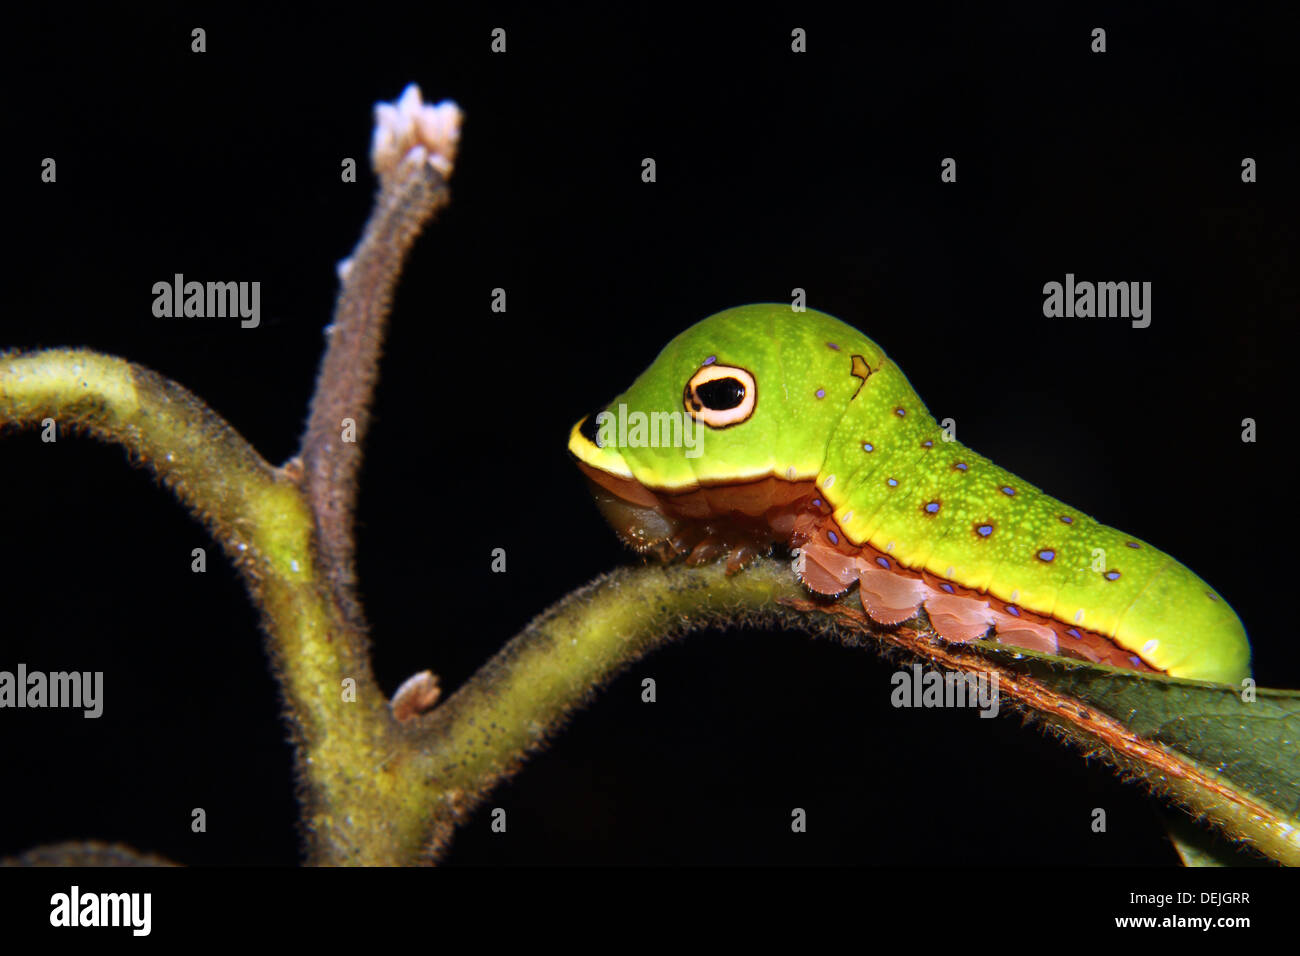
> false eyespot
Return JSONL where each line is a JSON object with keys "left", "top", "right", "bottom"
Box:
{"left": 683, "top": 362, "right": 756, "bottom": 428}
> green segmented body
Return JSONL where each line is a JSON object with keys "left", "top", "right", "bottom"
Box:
{"left": 569, "top": 304, "right": 1251, "bottom": 683}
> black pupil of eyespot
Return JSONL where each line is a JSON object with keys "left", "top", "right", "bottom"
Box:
{"left": 579, "top": 410, "right": 604, "bottom": 446}
{"left": 697, "top": 378, "right": 745, "bottom": 411}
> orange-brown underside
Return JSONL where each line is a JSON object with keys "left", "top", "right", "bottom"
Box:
{"left": 578, "top": 461, "right": 1157, "bottom": 675}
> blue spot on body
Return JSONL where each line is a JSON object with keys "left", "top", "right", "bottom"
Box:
{"left": 1006, "top": 605, "right": 1020, "bottom": 616}
{"left": 939, "top": 582, "right": 955, "bottom": 594}
{"left": 815, "top": 388, "right": 826, "bottom": 399}
{"left": 921, "top": 439, "right": 933, "bottom": 448}
{"left": 887, "top": 477, "right": 898, "bottom": 487}
{"left": 954, "top": 462, "right": 968, "bottom": 471}
{"left": 1126, "top": 541, "right": 1141, "bottom": 549}
{"left": 1059, "top": 515, "right": 1074, "bottom": 524}
{"left": 1105, "top": 570, "right": 1121, "bottom": 581}
{"left": 1066, "top": 628, "right": 1082, "bottom": 639}
{"left": 828, "top": 530, "right": 839, "bottom": 545}
{"left": 875, "top": 557, "right": 890, "bottom": 570}
{"left": 895, "top": 407, "right": 906, "bottom": 417}
{"left": 976, "top": 524, "right": 993, "bottom": 537}
{"left": 1037, "top": 549, "right": 1055, "bottom": 562}
{"left": 703, "top": 355, "right": 716, "bottom": 365}
{"left": 925, "top": 502, "right": 940, "bottom": 513}
{"left": 826, "top": 342, "right": 840, "bottom": 351}
{"left": 1207, "top": 591, "right": 1220, "bottom": 602}
{"left": 862, "top": 442, "right": 874, "bottom": 452}
{"left": 1000, "top": 486, "right": 1016, "bottom": 496}
{"left": 812, "top": 498, "right": 823, "bottom": 508}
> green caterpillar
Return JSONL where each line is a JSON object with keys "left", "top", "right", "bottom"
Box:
{"left": 569, "top": 304, "right": 1251, "bottom": 684}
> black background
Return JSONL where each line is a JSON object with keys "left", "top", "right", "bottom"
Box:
{"left": 0, "top": 4, "right": 1295, "bottom": 867}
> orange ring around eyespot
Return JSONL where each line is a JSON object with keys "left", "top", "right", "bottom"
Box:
{"left": 682, "top": 363, "right": 757, "bottom": 428}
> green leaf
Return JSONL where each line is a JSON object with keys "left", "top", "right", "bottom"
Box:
{"left": 966, "top": 643, "right": 1300, "bottom": 865}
